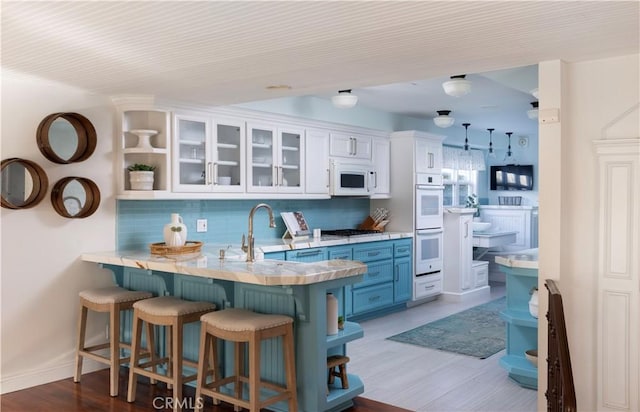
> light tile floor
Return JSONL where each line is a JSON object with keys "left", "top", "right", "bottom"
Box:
{"left": 348, "top": 282, "right": 538, "bottom": 412}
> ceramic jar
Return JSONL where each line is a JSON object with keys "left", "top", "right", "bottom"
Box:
{"left": 326, "top": 293, "right": 338, "bottom": 335}
{"left": 163, "top": 213, "right": 187, "bottom": 247}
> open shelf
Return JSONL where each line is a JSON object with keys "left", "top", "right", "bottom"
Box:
{"left": 326, "top": 374, "right": 364, "bottom": 410}
{"left": 123, "top": 147, "right": 167, "bottom": 154}
{"left": 326, "top": 321, "right": 363, "bottom": 349}
{"left": 500, "top": 308, "right": 538, "bottom": 328}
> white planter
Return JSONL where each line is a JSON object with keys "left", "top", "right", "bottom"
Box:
{"left": 129, "top": 171, "right": 154, "bottom": 190}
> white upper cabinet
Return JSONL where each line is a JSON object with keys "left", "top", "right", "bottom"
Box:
{"left": 370, "top": 137, "right": 390, "bottom": 198}
{"left": 415, "top": 136, "right": 443, "bottom": 174}
{"left": 305, "top": 129, "right": 330, "bottom": 195}
{"left": 173, "top": 114, "right": 245, "bottom": 193}
{"left": 329, "top": 132, "right": 372, "bottom": 161}
{"left": 247, "top": 122, "right": 303, "bottom": 193}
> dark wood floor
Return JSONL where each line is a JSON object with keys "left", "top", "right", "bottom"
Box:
{"left": 0, "top": 368, "right": 413, "bottom": 412}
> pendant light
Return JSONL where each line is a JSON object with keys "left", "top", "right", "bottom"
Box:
{"left": 527, "top": 101, "right": 539, "bottom": 119}
{"left": 332, "top": 89, "right": 358, "bottom": 109}
{"left": 504, "top": 132, "right": 515, "bottom": 163}
{"left": 433, "top": 110, "right": 455, "bottom": 128}
{"left": 462, "top": 123, "right": 471, "bottom": 151}
{"left": 487, "top": 128, "right": 496, "bottom": 159}
{"left": 458, "top": 123, "right": 472, "bottom": 169}
{"left": 443, "top": 75, "right": 472, "bottom": 97}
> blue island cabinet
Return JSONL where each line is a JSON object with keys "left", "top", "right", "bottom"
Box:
{"left": 101, "top": 264, "right": 365, "bottom": 412}
{"left": 497, "top": 263, "right": 538, "bottom": 390}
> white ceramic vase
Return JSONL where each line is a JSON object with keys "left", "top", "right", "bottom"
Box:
{"left": 163, "top": 213, "right": 187, "bottom": 247}
{"left": 529, "top": 288, "right": 539, "bottom": 318}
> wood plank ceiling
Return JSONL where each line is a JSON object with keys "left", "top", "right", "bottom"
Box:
{"left": 2, "top": 1, "right": 638, "bottom": 107}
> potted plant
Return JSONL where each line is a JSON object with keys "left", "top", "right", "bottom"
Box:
{"left": 127, "top": 163, "right": 156, "bottom": 190}
{"left": 338, "top": 315, "right": 345, "bottom": 330}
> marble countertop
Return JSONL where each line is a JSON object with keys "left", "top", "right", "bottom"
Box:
{"left": 494, "top": 248, "right": 539, "bottom": 269}
{"left": 81, "top": 233, "right": 413, "bottom": 286}
{"left": 81, "top": 247, "right": 367, "bottom": 286}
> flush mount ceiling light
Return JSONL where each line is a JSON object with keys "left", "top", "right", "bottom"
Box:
{"left": 527, "top": 101, "right": 539, "bottom": 119}
{"left": 331, "top": 89, "right": 358, "bottom": 109}
{"left": 433, "top": 110, "right": 455, "bottom": 128}
{"left": 442, "top": 75, "right": 472, "bottom": 97}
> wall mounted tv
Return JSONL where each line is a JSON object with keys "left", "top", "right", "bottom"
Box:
{"left": 490, "top": 165, "right": 534, "bottom": 191}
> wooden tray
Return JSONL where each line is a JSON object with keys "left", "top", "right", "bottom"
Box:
{"left": 149, "top": 241, "right": 203, "bottom": 256}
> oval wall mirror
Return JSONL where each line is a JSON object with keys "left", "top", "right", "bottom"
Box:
{"left": 1, "top": 158, "right": 49, "bottom": 209}
{"left": 51, "top": 177, "right": 100, "bottom": 218}
{"left": 37, "top": 113, "right": 97, "bottom": 164}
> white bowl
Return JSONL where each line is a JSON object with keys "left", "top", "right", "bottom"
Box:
{"left": 525, "top": 349, "right": 538, "bottom": 367}
{"left": 472, "top": 221, "right": 492, "bottom": 232}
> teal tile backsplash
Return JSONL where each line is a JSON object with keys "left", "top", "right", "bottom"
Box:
{"left": 117, "top": 198, "right": 370, "bottom": 250}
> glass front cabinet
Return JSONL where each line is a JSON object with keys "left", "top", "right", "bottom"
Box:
{"left": 173, "top": 114, "right": 245, "bottom": 193}
{"left": 247, "top": 122, "right": 303, "bottom": 193}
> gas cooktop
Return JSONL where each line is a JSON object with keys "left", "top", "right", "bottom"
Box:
{"left": 321, "top": 229, "right": 382, "bottom": 237}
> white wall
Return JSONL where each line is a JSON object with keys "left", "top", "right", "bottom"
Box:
{"left": 538, "top": 53, "right": 639, "bottom": 410}
{"left": 0, "top": 70, "right": 117, "bottom": 393}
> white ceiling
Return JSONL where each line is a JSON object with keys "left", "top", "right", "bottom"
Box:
{"left": 2, "top": 1, "right": 638, "bottom": 139}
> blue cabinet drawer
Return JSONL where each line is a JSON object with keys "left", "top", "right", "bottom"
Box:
{"left": 354, "top": 261, "right": 393, "bottom": 289}
{"left": 285, "top": 248, "right": 328, "bottom": 262}
{"left": 352, "top": 283, "right": 394, "bottom": 314}
{"left": 329, "top": 246, "right": 353, "bottom": 260}
{"left": 394, "top": 239, "right": 412, "bottom": 258}
{"left": 353, "top": 243, "right": 393, "bottom": 262}
{"left": 264, "top": 251, "right": 285, "bottom": 260}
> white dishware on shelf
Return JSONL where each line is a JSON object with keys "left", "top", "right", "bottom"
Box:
{"left": 218, "top": 176, "right": 231, "bottom": 185}
{"left": 129, "top": 129, "right": 158, "bottom": 149}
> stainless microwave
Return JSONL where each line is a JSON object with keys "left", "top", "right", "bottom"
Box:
{"left": 329, "top": 160, "right": 372, "bottom": 196}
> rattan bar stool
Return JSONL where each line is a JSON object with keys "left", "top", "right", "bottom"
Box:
{"left": 194, "top": 308, "right": 297, "bottom": 412}
{"left": 127, "top": 296, "right": 215, "bottom": 411}
{"left": 74, "top": 286, "right": 153, "bottom": 397}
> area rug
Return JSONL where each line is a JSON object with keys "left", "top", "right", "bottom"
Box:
{"left": 387, "top": 297, "right": 506, "bottom": 359}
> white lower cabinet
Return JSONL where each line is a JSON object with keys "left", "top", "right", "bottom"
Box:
{"left": 414, "top": 273, "right": 442, "bottom": 300}
{"left": 442, "top": 209, "right": 490, "bottom": 301}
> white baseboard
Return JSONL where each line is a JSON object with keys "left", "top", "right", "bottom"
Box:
{"left": 1, "top": 358, "right": 107, "bottom": 395}
{"left": 440, "top": 286, "right": 491, "bottom": 302}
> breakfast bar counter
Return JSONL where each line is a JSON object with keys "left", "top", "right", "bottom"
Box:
{"left": 81, "top": 248, "right": 367, "bottom": 412}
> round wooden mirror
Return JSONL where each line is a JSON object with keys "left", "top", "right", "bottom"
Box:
{"left": 37, "top": 113, "right": 97, "bottom": 164}
{"left": 1, "top": 158, "right": 49, "bottom": 209}
{"left": 51, "top": 177, "right": 100, "bottom": 218}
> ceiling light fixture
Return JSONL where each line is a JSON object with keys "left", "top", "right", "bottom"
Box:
{"left": 530, "top": 88, "right": 539, "bottom": 99}
{"left": 487, "top": 128, "right": 496, "bottom": 159}
{"left": 527, "top": 101, "right": 539, "bottom": 119}
{"left": 442, "top": 75, "right": 472, "bottom": 97}
{"left": 331, "top": 89, "right": 358, "bottom": 109}
{"left": 505, "top": 132, "right": 515, "bottom": 162}
{"left": 433, "top": 110, "right": 455, "bottom": 128}
{"left": 462, "top": 123, "right": 471, "bottom": 151}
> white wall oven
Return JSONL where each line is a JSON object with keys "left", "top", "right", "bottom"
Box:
{"left": 415, "top": 228, "right": 443, "bottom": 275}
{"left": 415, "top": 183, "right": 444, "bottom": 229}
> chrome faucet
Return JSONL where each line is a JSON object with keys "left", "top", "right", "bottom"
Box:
{"left": 242, "top": 203, "right": 276, "bottom": 262}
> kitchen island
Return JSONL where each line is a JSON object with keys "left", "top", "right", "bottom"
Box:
{"left": 81, "top": 248, "right": 368, "bottom": 412}
{"left": 495, "top": 248, "right": 539, "bottom": 390}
